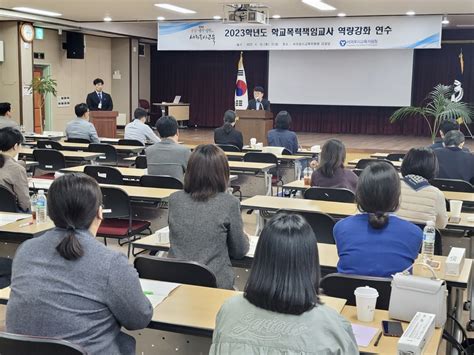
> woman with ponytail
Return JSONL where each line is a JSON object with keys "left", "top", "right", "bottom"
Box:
{"left": 214, "top": 110, "right": 243, "bottom": 150}
{"left": 333, "top": 161, "right": 422, "bottom": 277}
{"left": 6, "top": 173, "right": 153, "bottom": 354}
{"left": 0, "top": 127, "right": 30, "bottom": 212}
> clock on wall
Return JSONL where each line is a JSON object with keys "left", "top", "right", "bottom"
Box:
{"left": 20, "top": 23, "right": 35, "bottom": 43}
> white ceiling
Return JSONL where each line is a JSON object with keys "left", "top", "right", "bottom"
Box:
{"left": 1, "top": 0, "right": 473, "bottom": 22}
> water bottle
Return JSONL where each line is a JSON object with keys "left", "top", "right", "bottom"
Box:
{"left": 422, "top": 220, "right": 436, "bottom": 262}
{"left": 36, "top": 190, "right": 47, "bottom": 224}
{"left": 30, "top": 193, "right": 37, "bottom": 222}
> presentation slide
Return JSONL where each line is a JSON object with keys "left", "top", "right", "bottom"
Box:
{"left": 268, "top": 49, "right": 414, "bottom": 107}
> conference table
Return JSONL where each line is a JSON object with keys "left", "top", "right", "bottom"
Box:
{"left": 241, "top": 195, "right": 474, "bottom": 232}
{"left": 0, "top": 212, "right": 54, "bottom": 243}
{"left": 27, "top": 141, "right": 145, "bottom": 154}
{"left": 282, "top": 179, "right": 474, "bottom": 203}
{"left": 19, "top": 147, "right": 104, "bottom": 162}
{"left": 0, "top": 281, "right": 442, "bottom": 353}
{"left": 347, "top": 158, "right": 402, "bottom": 169}
{"left": 24, "top": 132, "right": 65, "bottom": 141}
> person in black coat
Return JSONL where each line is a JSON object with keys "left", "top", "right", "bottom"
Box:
{"left": 247, "top": 86, "right": 270, "bottom": 111}
{"left": 214, "top": 110, "right": 243, "bottom": 150}
{"left": 86, "top": 78, "right": 113, "bottom": 111}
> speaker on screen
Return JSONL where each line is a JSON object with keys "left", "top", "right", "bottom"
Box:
{"left": 62, "top": 32, "right": 84, "bottom": 59}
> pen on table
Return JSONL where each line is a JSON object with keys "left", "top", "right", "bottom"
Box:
{"left": 374, "top": 331, "right": 383, "bottom": 347}
{"left": 19, "top": 221, "right": 34, "bottom": 228}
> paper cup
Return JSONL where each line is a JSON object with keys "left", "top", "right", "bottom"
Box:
{"left": 250, "top": 138, "right": 257, "bottom": 147}
{"left": 354, "top": 286, "right": 379, "bottom": 322}
{"left": 450, "top": 200, "right": 463, "bottom": 218}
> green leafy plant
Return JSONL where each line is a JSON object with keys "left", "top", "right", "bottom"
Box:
{"left": 28, "top": 75, "right": 57, "bottom": 130}
{"left": 389, "top": 84, "right": 472, "bottom": 140}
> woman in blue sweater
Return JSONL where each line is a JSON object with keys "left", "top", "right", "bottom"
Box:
{"left": 334, "top": 161, "right": 423, "bottom": 277}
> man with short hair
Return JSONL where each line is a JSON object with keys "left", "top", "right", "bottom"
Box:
{"left": 145, "top": 116, "right": 191, "bottom": 181}
{"left": 434, "top": 130, "right": 474, "bottom": 183}
{"left": 124, "top": 108, "right": 160, "bottom": 145}
{"left": 86, "top": 78, "right": 113, "bottom": 111}
{"left": 0, "top": 103, "right": 20, "bottom": 131}
{"left": 430, "top": 120, "right": 469, "bottom": 151}
{"left": 247, "top": 86, "right": 271, "bottom": 111}
{"left": 65, "top": 103, "right": 100, "bottom": 143}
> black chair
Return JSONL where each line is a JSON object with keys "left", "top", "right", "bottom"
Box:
{"left": 386, "top": 153, "right": 406, "bottom": 162}
{"left": 430, "top": 178, "right": 474, "bottom": 193}
{"left": 134, "top": 255, "right": 217, "bottom": 288}
{"left": 0, "top": 331, "right": 87, "bottom": 355}
{"left": 118, "top": 139, "right": 144, "bottom": 147}
{"left": 36, "top": 140, "right": 63, "bottom": 150}
{"left": 98, "top": 186, "right": 151, "bottom": 257}
{"left": 140, "top": 175, "right": 184, "bottom": 189}
{"left": 217, "top": 144, "right": 241, "bottom": 152}
{"left": 244, "top": 152, "right": 281, "bottom": 194}
{"left": 304, "top": 187, "right": 355, "bottom": 203}
{"left": 88, "top": 143, "right": 118, "bottom": 165}
{"left": 298, "top": 211, "right": 336, "bottom": 244}
{"left": 352, "top": 169, "right": 363, "bottom": 176}
{"left": 65, "top": 138, "right": 91, "bottom": 144}
{"left": 281, "top": 148, "right": 293, "bottom": 155}
{"left": 0, "top": 257, "right": 12, "bottom": 289}
{"left": 84, "top": 165, "right": 124, "bottom": 185}
{"left": 0, "top": 186, "right": 17, "bottom": 212}
{"left": 320, "top": 273, "right": 392, "bottom": 310}
{"left": 32, "top": 149, "right": 66, "bottom": 179}
{"left": 355, "top": 159, "right": 394, "bottom": 170}
{"left": 135, "top": 155, "right": 147, "bottom": 169}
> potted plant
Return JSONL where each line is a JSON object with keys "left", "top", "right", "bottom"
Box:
{"left": 389, "top": 84, "right": 472, "bottom": 141}
{"left": 28, "top": 75, "right": 58, "bottom": 131}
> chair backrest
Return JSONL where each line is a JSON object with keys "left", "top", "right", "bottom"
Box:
{"left": 0, "top": 186, "right": 17, "bottom": 212}
{"left": 430, "top": 178, "right": 474, "bottom": 192}
{"left": 304, "top": 187, "right": 355, "bottom": 203}
{"left": 36, "top": 140, "right": 63, "bottom": 150}
{"left": 138, "top": 99, "right": 150, "bottom": 110}
{"left": 84, "top": 165, "right": 124, "bottom": 185}
{"left": 386, "top": 153, "right": 406, "bottom": 162}
{"left": 262, "top": 146, "right": 284, "bottom": 155}
{"left": 118, "top": 139, "right": 144, "bottom": 147}
{"left": 100, "top": 186, "right": 131, "bottom": 219}
{"left": 65, "top": 138, "right": 91, "bottom": 144}
{"left": 0, "top": 331, "right": 87, "bottom": 355}
{"left": 243, "top": 152, "right": 279, "bottom": 165}
{"left": 297, "top": 211, "right": 336, "bottom": 244}
{"left": 217, "top": 144, "right": 241, "bottom": 152}
{"left": 147, "top": 163, "right": 184, "bottom": 181}
{"left": 134, "top": 255, "right": 217, "bottom": 288}
{"left": 320, "top": 273, "right": 392, "bottom": 310}
{"left": 140, "top": 175, "right": 183, "bottom": 189}
{"left": 32, "top": 149, "right": 66, "bottom": 171}
{"left": 88, "top": 143, "right": 118, "bottom": 165}
{"left": 281, "top": 148, "right": 292, "bottom": 155}
{"left": 135, "top": 155, "right": 147, "bottom": 169}
{"left": 355, "top": 158, "right": 394, "bottom": 170}
{"left": 352, "top": 169, "right": 363, "bottom": 177}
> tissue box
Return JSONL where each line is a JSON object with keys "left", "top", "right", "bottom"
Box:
{"left": 445, "top": 247, "right": 465, "bottom": 276}
{"left": 398, "top": 312, "right": 435, "bottom": 355}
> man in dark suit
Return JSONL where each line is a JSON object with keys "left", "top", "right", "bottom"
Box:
{"left": 86, "top": 78, "right": 113, "bottom": 111}
{"left": 247, "top": 86, "right": 270, "bottom": 111}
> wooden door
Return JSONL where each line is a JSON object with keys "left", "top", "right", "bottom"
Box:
{"left": 33, "top": 67, "right": 44, "bottom": 133}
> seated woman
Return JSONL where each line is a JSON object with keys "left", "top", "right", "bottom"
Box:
{"left": 311, "top": 139, "right": 358, "bottom": 193}
{"left": 210, "top": 213, "right": 358, "bottom": 354}
{"left": 214, "top": 110, "right": 243, "bottom": 150}
{"left": 397, "top": 147, "right": 448, "bottom": 229}
{"left": 6, "top": 174, "right": 153, "bottom": 355}
{"left": 267, "top": 111, "right": 299, "bottom": 154}
{"left": 334, "top": 162, "right": 423, "bottom": 277}
{"left": 168, "top": 144, "right": 249, "bottom": 289}
{"left": 0, "top": 127, "right": 30, "bottom": 212}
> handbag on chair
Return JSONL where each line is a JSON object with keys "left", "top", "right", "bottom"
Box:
{"left": 389, "top": 263, "right": 447, "bottom": 328}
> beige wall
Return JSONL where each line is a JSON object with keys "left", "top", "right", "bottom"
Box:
{"left": 20, "top": 33, "right": 34, "bottom": 131}
{"left": 139, "top": 43, "right": 151, "bottom": 104}
{"left": 33, "top": 30, "right": 112, "bottom": 131}
{"left": 131, "top": 38, "right": 139, "bottom": 114}
{"left": 0, "top": 22, "right": 21, "bottom": 124}
{"left": 111, "top": 38, "right": 130, "bottom": 124}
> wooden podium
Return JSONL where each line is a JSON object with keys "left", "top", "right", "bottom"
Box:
{"left": 235, "top": 110, "right": 274, "bottom": 146}
{"left": 89, "top": 111, "right": 118, "bottom": 138}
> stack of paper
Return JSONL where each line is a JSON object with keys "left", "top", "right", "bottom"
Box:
{"left": 0, "top": 214, "right": 31, "bottom": 227}
{"left": 140, "top": 279, "right": 181, "bottom": 308}
{"left": 351, "top": 324, "right": 379, "bottom": 347}
{"left": 246, "top": 236, "right": 259, "bottom": 257}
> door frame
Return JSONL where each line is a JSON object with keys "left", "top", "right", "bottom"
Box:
{"left": 33, "top": 64, "right": 52, "bottom": 131}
